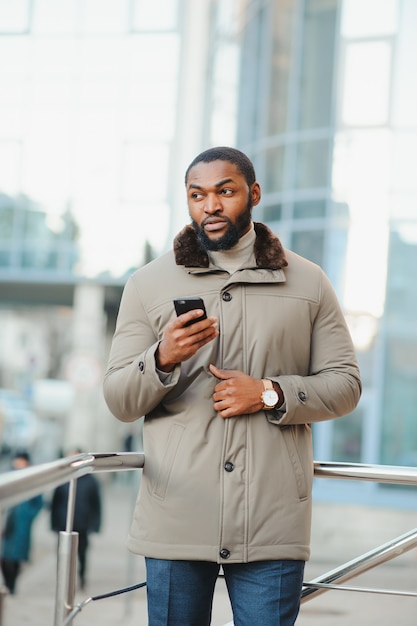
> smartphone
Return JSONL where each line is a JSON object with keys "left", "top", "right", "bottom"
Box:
{"left": 173, "top": 296, "right": 207, "bottom": 326}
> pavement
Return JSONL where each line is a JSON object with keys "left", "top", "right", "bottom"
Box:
{"left": 1, "top": 476, "right": 416, "bottom": 626}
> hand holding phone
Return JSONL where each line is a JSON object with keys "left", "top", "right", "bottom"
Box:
{"left": 173, "top": 297, "right": 207, "bottom": 326}
{"left": 156, "top": 296, "right": 215, "bottom": 371}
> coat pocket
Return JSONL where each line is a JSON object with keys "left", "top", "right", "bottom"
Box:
{"left": 152, "top": 422, "right": 185, "bottom": 500}
{"left": 281, "top": 426, "right": 308, "bottom": 500}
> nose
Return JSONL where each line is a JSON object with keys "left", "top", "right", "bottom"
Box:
{"left": 205, "top": 193, "right": 222, "bottom": 214}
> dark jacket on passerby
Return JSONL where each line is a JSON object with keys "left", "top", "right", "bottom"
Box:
{"left": 1, "top": 450, "right": 43, "bottom": 594}
{"left": 2, "top": 495, "right": 43, "bottom": 562}
{"left": 50, "top": 474, "right": 101, "bottom": 533}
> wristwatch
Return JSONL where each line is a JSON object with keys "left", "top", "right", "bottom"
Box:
{"left": 261, "top": 379, "right": 279, "bottom": 410}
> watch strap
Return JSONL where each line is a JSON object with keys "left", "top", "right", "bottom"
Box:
{"left": 262, "top": 379, "right": 273, "bottom": 391}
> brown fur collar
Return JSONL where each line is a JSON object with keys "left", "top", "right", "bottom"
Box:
{"left": 173, "top": 222, "right": 288, "bottom": 269}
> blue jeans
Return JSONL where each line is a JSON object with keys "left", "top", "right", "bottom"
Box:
{"left": 145, "top": 558, "right": 305, "bottom": 626}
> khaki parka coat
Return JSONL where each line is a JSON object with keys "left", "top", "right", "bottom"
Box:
{"left": 104, "top": 222, "right": 361, "bottom": 564}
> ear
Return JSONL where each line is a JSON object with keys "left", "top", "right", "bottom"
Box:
{"left": 250, "top": 181, "right": 261, "bottom": 206}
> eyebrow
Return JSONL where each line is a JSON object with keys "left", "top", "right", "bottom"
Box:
{"left": 188, "top": 177, "right": 234, "bottom": 191}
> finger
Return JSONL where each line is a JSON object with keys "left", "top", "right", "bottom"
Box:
{"left": 176, "top": 308, "right": 206, "bottom": 327}
{"left": 187, "top": 318, "right": 218, "bottom": 338}
{"left": 210, "top": 364, "right": 234, "bottom": 379}
{"left": 212, "top": 390, "right": 228, "bottom": 402}
{"left": 218, "top": 407, "right": 235, "bottom": 419}
{"left": 213, "top": 398, "right": 229, "bottom": 417}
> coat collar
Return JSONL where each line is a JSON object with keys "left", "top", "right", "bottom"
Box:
{"left": 173, "top": 222, "right": 288, "bottom": 270}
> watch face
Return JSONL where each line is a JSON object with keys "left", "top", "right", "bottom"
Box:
{"left": 262, "top": 389, "right": 279, "bottom": 407}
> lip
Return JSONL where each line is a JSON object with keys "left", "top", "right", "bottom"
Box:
{"left": 203, "top": 219, "right": 228, "bottom": 232}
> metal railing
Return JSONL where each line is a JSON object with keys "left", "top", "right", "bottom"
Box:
{"left": 302, "top": 461, "right": 417, "bottom": 603}
{"left": 0, "top": 452, "right": 144, "bottom": 626}
{"left": 0, "top": 454, "right": 416, "bottom": 625}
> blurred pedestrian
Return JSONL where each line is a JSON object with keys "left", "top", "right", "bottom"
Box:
{"left": 50, "top": 448, "right": 102, "bottom": 590}
{"left": 1, "top": 450, "right": 43, "bottom": 594}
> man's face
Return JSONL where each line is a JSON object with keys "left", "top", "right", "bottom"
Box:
{"left": 186, "top": 160, "right": 261, "bottom": 251}
{"left": 12, "top": 457, "right": 29, "bottom": 470}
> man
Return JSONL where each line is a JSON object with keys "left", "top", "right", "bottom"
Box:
{"left": 103, "top": 146, "right": 361, "bottom": 625}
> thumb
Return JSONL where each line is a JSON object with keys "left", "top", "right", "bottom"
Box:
{"left": 209, "top": 364, "right": 242, "bottom": 380}
{"left": 209, "top": 364, "right": 230, "bottom": 379}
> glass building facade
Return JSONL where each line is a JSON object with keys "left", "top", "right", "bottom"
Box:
{"left": 0, "top": 0, "right": 181, "bottom": 278}
{"left": 0, "top": 0, "right": 416, "bottom": 505}
{"left": 235, "top": 0, "right": 417, "bottom": 506}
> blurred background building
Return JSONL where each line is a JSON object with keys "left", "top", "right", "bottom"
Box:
{"left": 0, "top": 0, "right": 416, "bottom": 509}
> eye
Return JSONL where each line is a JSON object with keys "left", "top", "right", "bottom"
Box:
{"left": 220, "top": 188, "right": 234, "bottom": 196}
{"left": 191, "top": 191, "right": 204, "bottom": 200}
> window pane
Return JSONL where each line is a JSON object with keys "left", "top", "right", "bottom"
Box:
{"left": 23, "top": 209, "right": 45, "bottom": 239}
{"left": 238, "top": 6, "right": 268, "bottom": 143}
{"left": 22, "top": 246, "right": 56, "bottom": 270}
{"left": 268, "top": 0, "right": 296, "bottom": 135}
{"left": 298, "top": 0, "right": 337, "bottom": 130}
{"left": 0, "top": 201, "right": 14, "bottom": 238}
{"left": 82, "top": 0, "right": 129, "bottom": 34}
{"left": 392, "top": 133, "right": 417, "bottom": 192}
{"left": 0, "top": 38, "right": 30, "bottom": 74}
{"left": 341, "top": 0, "right": 399, "bottom": 37}
{"left": 0, "top": 0, "right": 30, "bottom": 33}
{"left": 132, "top": 0, "right": 178, "bottom": 31}
{"left": 216, "top": 0, "right": 240, "bottom": 37}
{"left": 295, "top": 139, "right": 329, "bottom": 189}
{"left": 0, "top": 142, "right": 21, "bottom": 196}
{"left": 0, "top": 247, "right": 11, "bottom": 267}
{"left": 342, "top": 42, "right": 391, "bottom": 126}
{"left": 385, "top": 230, "right": 417, "bottom": 328}
{"left": 293, "top": 199, "right": 326, "bottom": 219}
{"left": 32, "top": 0, "right": 78, "bottom": 34}
{"left": 381, "top": 337, "right": 417, "bottom": 465}
{"left": 30, "top": 38, "right": 78, "bottom": 74}
{"left": 393, "top": 0, "right": 417, "bottom": 126}
{"left": 210, "top": 42, "right": 239, "bottom": 146}
{"left": 264, "top": 145, "right": 285, "bottom": 193}
{"left": 263, "top": 204, "right": 282, "bottom": 223}
{"left": 291, "top": 229, "right": 324, "bottom": 265}
{"left": 331, "top": 408, "right": 363, "bottom": 462}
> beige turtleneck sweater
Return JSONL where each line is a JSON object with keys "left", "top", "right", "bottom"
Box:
{"left": 208, "top": 223, "right": 256, "bottom": 273}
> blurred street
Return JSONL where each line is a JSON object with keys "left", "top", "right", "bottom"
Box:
{"left": 1, "top": 478, "right": 416, "bottom": 626}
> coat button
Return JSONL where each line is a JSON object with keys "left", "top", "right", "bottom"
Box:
{"left": 138, "top": 361, "right": 145, "bottom": 372}
{"left": 298, "top": 391, "right": 307, "bottom": 402}
{"left": 219, "top": 548, "right": 230, "bottom": 559}
{"left": 224, "top": 461, "right": 234, "bottom": 472}
{"left": 222, "top": 292, "right": 232, "bottom": 302}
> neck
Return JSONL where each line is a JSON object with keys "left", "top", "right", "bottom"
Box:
{"left": 209, "top": 223, "right": 256, "bottom": 273}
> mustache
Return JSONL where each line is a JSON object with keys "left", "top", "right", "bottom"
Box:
{"left": 201, "top": 215, "right": 232, "bottom": 227}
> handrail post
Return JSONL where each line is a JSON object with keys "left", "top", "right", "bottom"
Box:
{"left": 54, "top": 531, "right": 78, "bottom": 626}
{"left": 65, "top": 480, "right": 77, "bottom": 534}
{"left": 53, "top": 479, "right": 79, "bottom": 626}
{"left": 0, "top": 585, "right": 6, "bottom": 626}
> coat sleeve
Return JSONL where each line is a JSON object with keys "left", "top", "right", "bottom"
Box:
{"left": 270, "top": 270, "right": 362, "bottom": 425}
{"left": 103, "top": 274, "right": 180, "bottom": 422}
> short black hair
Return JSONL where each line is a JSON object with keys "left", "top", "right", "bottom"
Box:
{"left": 13, "top": 450, "right": 31, "bottom": 463}
{"left": 185, "top": 146, "right": 256, "bottom": 187}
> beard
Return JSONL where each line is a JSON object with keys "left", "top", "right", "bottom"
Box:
{"left": 192, "top": 195, "right": 253, "bottom": 252}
